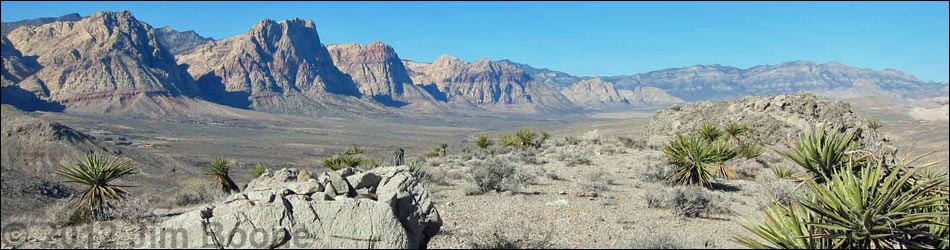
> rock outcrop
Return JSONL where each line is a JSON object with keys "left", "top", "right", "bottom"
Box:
{"left": 5, "top": 11, "right": 200, "bottom": 111}
{"left": 647, "top": 92, "right": 892, "bottom": 154}
{"left": 560, "top": 78, "right": 629, "bottom": 107}
{"left": 176, "top": 18, "right": 364, "bottom": 111}
{"left": 1, "top": 36, "right": 40, "bottom": 85}
{"left": 327, "top": 42, "right": 441, "bottom": 109}
{"left": 152, "top": 166, "right": 441, "bottom": 249}
{"left": 155, "top": 26, "right": 213, "bottom": 55}
{"left": 404, "top": 56, "right": 575, "bottom": 112}
{"left": 619, "top": 86, "right": 683, "bottom": 106}
{"left": 1, "top": 13, "right": 84, "bottom": 36}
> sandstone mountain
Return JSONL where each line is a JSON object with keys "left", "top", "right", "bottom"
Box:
{"left": 404, "top": 56, "right": 576, "bottom": 112}
{"left": 1, "top": 36, "right": 39, "bottom": 85}
{"left": 606, "top": 61, "right": 944, "bottom": 101}
{"left": 4, "top": 11, "right": 200, "bottom": 112}
{"left": 560, "top": 78, "right": 629, "bottom": 107}
{"left": 176, "top": 18, "right": 368, "bottom": 112}
{"left": 1, "top": 13, "right": 83, "bottom": 36}
{"left": 498, "top": 59, "right": 583, "bottom": 89}
{"left": 155, "top": 26, "right": 213, "bottom": 55}
{"left": 619, "top": 86, "right": 683, "bottom": 106}
{"left": 326, "top": 42, "right": 442, "bottom": 110}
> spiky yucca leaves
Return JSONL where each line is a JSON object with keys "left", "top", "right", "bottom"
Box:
{"left": 343, "top": 146, "right": 365, "bottom": 156}
{"left": 737, "top": 142, "right": 765, "bottom": 159}
{"left": 868, "top": 118, "right": 883, "bottom": 131}
{"left": 476, "top": 134, "right": 494, "bottom": 149}
{"left": 207, "top": 158, "right": 240, "bottom": 194}
{"left": 737, "top": 160, "right": 950, "bottom": 249}
{"left": 737, "top": 203, "right": 832, "bottom": 249}
{"left": 698, "top": 123, "right": 724, "bottom": 142}
{"left": 253, "top": 163, "right": 266, "bottom": 177}
{"left": 769, "top": 164, "right": 800, "bottom": 180}
{"left": 515, "top": 128, "right": 538, "bottom": 150}
{"left": 323, "top": 154, "right": 361, "bottom": 171}
{"left": 501, "top": 134, "right": 520, "bottom": 148}
{"left": 724, "top": 122, "right": 751, "bottom": 143}
{"left": 779, "top": 129, "right": 863, "bottom": 183}
{"left": 665, "top": 135, "right": 737, "bottom": 188}
{"left": 358, "top": 158, "right": 382, "bottom": 171}
{"left": 59, "top": 153, "right": 136, "bottom": 222}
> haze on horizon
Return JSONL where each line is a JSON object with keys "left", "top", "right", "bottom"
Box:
{"left": 2, "top": 1, "right": 948, "bottom": 83}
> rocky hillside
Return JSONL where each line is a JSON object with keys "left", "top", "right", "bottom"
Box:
{"left": 176, "top": 18, "right": 368, "bottom": 112}
{"left": 1, "top": 13, "right": 83, "bottom": 36}
{"left": 560, "top": 78, "right": 629, "bottom": 107}
{"left": 619, "top": 86, "right": 683, "bottom": 106}
{"left": 327, "top": 42, "right": 442, "bottom": 110}
{"left": 607, "top": 61, "right": 943, "bottom": 101}
{"left": 1, "top": 36, "right": 39, "bottom": 85}
{"left": 647, "top": 92, "right": 891, "bottom": 154}
{"left": 5, "top": 11, "right": 199, "bottom": 111}
{"left": 0, "top": 105, "right": 195, "bottom": 219}
{"left": 405, "top": 56, "right": 576, "bottom": 112}
{"left": 155, "top": 26, "right": 213, "bottom": 55}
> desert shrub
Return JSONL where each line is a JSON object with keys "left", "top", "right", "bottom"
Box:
{"left": 626, "top": 233, "right": 684, "bottom": 249}
{"left": 697, "top": 123, "right": 723, "bottom": 142}
{"left": 618, "top": 136, "right": 647, "bottom": 149}
{"left": 467, "top": 223, "right": 556, "bottom": 249}
{"left": 467, "top": 158, "right": 519, "bottom": 194}
{"left": 579, "top": 168, "right": 613, "bottom": 193}
{"left": 669, "top": 187, "right": 729, "bottom": 218}
{"left": 58, "top": 153, "right": 137, "bottom": 223}
{"left": 410, "top": 163, "right": 448, "bottom": 187}
{"left": 252, "top": 163, "right": 266, "bottom": 178}
{"left": 564, "top": 136, "right": 580, "bottom": 146}
{"left": 540, "top": 132, "right": 552, "bottom": 145}
{"left": 779, "top": 129, "right": 861, "bottom": 183}
{"left": 557, "top": 150, "right": 593, "bottom": 167}
{"left": 323, "top": 154, "right": 361, "bottom": 170}
{"left": 729, "top": 158, "right": 764, "bottom": 180}
{"left": 106, "top": 195, "right": 155, "bottom": 222}
{"left": 476, "top": 134, "right": 495, "bottom": 149}
{"left": 665, "top": 135, "right": 736, "bottom": 188}
{"left": 511, "top": 150, "right": 545, "bottom": 165}
{"left": 641, "top": 164, "right": 675, "bottom": 183}
{"left": 645, "top": 192, "right": 667, "bottom": 208}
{"left": 670, "top": 105, "right": 682, "bottom": 111}
{"left": 737, "top": 160, "right": 949, "bottom": 249}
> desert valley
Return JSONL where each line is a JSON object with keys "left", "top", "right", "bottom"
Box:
{"left": 1, "top": 7, "right": 948, "bottom": 250}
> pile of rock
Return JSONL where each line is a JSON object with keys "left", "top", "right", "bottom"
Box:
{"left": 647, "top": 92, "right": 893, "bottom": 154}
{"left": 150, "top": 166, "right": 441, "bottom": 249}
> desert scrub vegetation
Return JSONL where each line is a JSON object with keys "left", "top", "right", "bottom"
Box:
{"left": 476, "top": 134, "right": 494, "bottom": 149}
{"left": 323, "top": 153, "right": 362, "bottom": 170}
{"left": 207, "top": 157, "right": 240, "bottom": 194}
{"left": 737, "top": 128, "right": 949, "bottom": 249}
{"left": 618, "top": 135, "right": 647, "bottom": 149}
{"left": 626, "top": 232, "right": 684, "bottom": 249}
{"left": 664, "top": 134, "right": 737, "bottom": 189}
{"left": 252, "top": 163, "right": 266, "bottom": 177}
{"left": 645, "top": 186, "right": 731, "bottom": 218}
{"left": 697, "top": 123, "right": 724, "bottom": 142}
{"left": 58, "top": 153, "right": 136, "bottom": 224}
{"left": 465, "top": 158, "right": 528, "bottom": 195}
{"left": 579, "top": 168, "right": 614, "bottom": 194}
{"left": 768, "top": 163, "right": 800, "bottom": 180}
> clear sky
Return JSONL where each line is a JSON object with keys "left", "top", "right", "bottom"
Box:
{"left": 2, "top": 1, "right": 948, "bottom": 83}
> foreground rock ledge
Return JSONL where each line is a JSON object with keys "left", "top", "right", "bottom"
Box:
{"left": 149, "top": 166, "right": 441, "bottom": 249}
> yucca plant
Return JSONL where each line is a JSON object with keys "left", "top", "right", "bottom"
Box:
{"left": 665, "top": 134, "right": 736, "bottom": 188}
{"left": 476, "top": 134, "right": 494, "bottom": 149}
{"left": 438, "top": 143, "right": 449, "bottom": 156}
{"left": 343, "top": 146, "right": 365, "bottom": 156}
{"left": 515, "top": 128, "right": 538, "bottom": 150}
{"left": 698, "top": 123, "right": 724, "bottom": 142}
{"left": 737, "top": 160, "right": 949, "bottom": 249}
{"left": 564, "top": 136, "right": 580, "bottom": 146}
{"left": 323, "top": 154, "right": 361, "bottom": 171}
{"left": 737, "top": 142, "right": 765, "bottom": 159}
{"left": 724, "top": 122, "right": 751, "bottom": 143}
{"left": 769, "top": 163, "right": 800, "bottom": 180}
{"left": 779, "top": 129, "right": 863, "bottom": 183}
{"left": 252, "top": 163, "right": 266, "bottom": 177}
{"left": 207, "top": 158, "right": 240, "bottom": 194}
{"left": 59, "top": 153, "right": 136, "bottom": 223}
{"left": 868, "top": 118, "right": 883, "bottom": 131}
{"left": 358, "top": 158, "right": 382, "bottom": 171}
{"left": 501, "top": 134, "right": 520, "bottom": 148}
{"left": 539, "top": 131, "right": 552, "bottom": 145}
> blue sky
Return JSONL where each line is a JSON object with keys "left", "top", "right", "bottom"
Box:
{"left": 2, "top": 1, "right": 948, "bottom": 83}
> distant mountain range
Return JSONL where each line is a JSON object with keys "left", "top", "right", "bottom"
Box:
{"left": 2, "top": 11, "right": 946, "bottom": 116}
